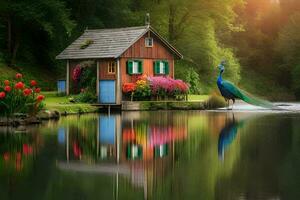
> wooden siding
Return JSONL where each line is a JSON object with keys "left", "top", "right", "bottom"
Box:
{"left": 120, "top": 58, "right": 174, "bottom": 85}
{"left": 121, "top": 32, "right": 174, "bottom": 60}
{"left": 98, "top": 59, "right": 116, "bottom": 80}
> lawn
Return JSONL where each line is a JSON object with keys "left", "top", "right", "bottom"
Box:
{"left": 42, "top": 92, "right": 210, "bottom": 114}
{"left": 188, "top": 95, "right": 209, "bottom": 101}
{"left": 43, "top": 92, "right": 99, "bottom": 114}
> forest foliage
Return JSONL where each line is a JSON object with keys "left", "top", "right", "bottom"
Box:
{"left": 1, "top": 0, "right": 300, "bottom": 99}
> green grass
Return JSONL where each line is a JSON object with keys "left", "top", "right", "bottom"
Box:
{"left": 43, "top": 92, "right": 99, "bottom": 114}
{"left": 188, "top": 95, "right": 209, "bottom": 101}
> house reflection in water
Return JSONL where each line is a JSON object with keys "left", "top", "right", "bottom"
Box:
{"left": 57, "top": 112, "right": 188, "bottom": 199}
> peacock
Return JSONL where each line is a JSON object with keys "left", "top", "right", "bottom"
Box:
{"left": 217, "top": 61, "right": 274, "bottom": 109}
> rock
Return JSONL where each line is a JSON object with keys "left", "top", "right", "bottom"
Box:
{"left": 14, "top": 113, "right": 28, "bottom": 119}
{"left": 37, "top": 110, "right": 60, "bottom": 120}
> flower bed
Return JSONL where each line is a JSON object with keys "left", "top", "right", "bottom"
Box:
{"left": 0, "top": 73, "right": 45, "bottom": 123}
{"left": 123, "top": 76, "right": 189, "bottom": 101}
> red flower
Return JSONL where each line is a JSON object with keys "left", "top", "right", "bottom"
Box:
{"left": 16, "top": 73, "right": 22, "bottom": 79}
{"left": 4, "top": 80, "right": 10, "bottom": 86}
{"left": 30, "top": 80, "right": 37, "bottom": 87}
{"left": 35, "top": 88, "right": 41, "bottom": 93}
{"left": 4, "top": 86, "right": 11, "bottom": 92}
{"left": 122, "top": 83, "right": 136, "bottom": 93}
{"left": 72, "top": 65, "right": 82, "bottom": 82}
{"left": 15, "top": 82, "right": 25, "bottom": 90}
{"left": 0, "top": 92, "right": 6, "bottom": 99}
{"left": 37, "top": 95, "right": 45, "bottom": 102}
{"left": 23, "top": 88, "right": 32, "bottom": 96}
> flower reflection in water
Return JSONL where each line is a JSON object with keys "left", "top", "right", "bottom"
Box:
{"left": 0, "top": 129, "right": 41, "bottom": 173}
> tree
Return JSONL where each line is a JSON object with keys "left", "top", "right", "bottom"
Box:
{"left": 276, "top": 13, "right": 300, "bottom": 98}
{"left": 0, "top": 0, "right": 75, "bottom": 66}
{"left": 137, "top": 0, "right": 243, "bottom": 91}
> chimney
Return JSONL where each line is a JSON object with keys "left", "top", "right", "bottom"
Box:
{"left": 145, "top": 13, "right": 150, "bottom": 27}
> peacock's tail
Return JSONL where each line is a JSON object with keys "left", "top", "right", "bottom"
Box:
{"left": 238, "top": 89, "right": 274, "bottom": 109}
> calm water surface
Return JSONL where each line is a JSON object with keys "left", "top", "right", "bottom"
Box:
{"left": 0, "top": 111, "right": 300, "bottom": 200}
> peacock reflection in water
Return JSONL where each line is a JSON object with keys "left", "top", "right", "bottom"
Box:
{"left": 218, "top": 113, "right": 244, "bottom": 161}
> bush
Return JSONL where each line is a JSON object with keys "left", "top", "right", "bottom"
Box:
{"left": 148, "top": 76, "right": 189, "bottom": 99}
{"left": 122, "top": 76, "right": 189, "bottom": 101}
{"left": 74, "top": 89, "right": 97, "bottom": 103}
{"left": 185, "top": 68, "right": 202, "bottom": 94}
{"left": 0, "top": 73, "right": 45, "bottom": 118}
{"left": 71, "top": 61, "right": 96, "bottom": 94}
{"left": 133, "top": 80, "right": 151, "bottom": 100}
{"left": 205, "top": 94, "right": 226, "bottom": 109}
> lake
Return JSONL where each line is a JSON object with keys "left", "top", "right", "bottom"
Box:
{"left": 0, "top": 111, "right": 299, "bottom": 200}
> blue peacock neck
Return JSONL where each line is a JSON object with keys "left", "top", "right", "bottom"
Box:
{"left": 217, "top": 70, "right": 223, "bottom": 84}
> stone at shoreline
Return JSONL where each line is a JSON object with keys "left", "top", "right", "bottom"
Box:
{"left": 36, "top": 110, "right": 60, "bottom": 120}
{"left": 0, "top": 110, "right": 60, "bottom": 127}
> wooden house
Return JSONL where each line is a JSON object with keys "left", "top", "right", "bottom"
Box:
{"left": 56, "top": 25, "right": 183, "bottom": 105}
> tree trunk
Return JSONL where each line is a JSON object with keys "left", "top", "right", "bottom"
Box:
{"left": 7, "top": 16, "right": 12, "bottom": 64}
{"left": 11, "top": 31, "right": 20, "bottom": 66}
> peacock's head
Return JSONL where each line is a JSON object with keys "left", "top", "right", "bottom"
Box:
{"left": 218, "top": 61, "right": 225, "bottom": 73}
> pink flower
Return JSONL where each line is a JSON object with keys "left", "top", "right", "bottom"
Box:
{"left": 148, "top": 76, "right": 189, "bottom": 95}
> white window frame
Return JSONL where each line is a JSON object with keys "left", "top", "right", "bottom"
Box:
{"left": 145, "top": 37, "right": 153, "bottom": 47}
{"left": 108, "top": 61, "right": 116, "bottom": 74}
{"left": 132, "top": 61, "right": 139, "bottom": 74}
{"left": 159, "top": 61, "right": 166, "bottom": 74}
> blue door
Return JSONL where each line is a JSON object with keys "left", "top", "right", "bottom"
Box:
{"left": 57, "top": 80, "right": 66, "bottom": 94}
{"left": 99, "top": 80, "right": 115, "bottom": 103}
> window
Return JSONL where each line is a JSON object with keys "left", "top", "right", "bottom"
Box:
{"left": 108, "top": 61, "right": 116, "bottom": 74}
{"left": 145, "top": 37, "right": 153, "bottom": 47}
{"left": 127, "top": 60, "right": 143, "bottom": 75}
{"left": 154, "top": 61, "right": 169, "bottom": 75}
{"left": 159, "top": 62, "right": 165, "bottom": 74}
{"left": 132, "top": 61, "right": 139, "bottom": 74}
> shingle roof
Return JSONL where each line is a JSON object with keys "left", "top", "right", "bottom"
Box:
{"left": 56, "top": 26, "right": 182, "bottom": 60}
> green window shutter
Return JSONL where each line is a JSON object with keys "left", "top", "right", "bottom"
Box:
{"left": 154, "top": 61, "right": 160, "bottom": 74}
{"left": 127, "top": 60, "right": 133, "bottom": 75}
{"left": 164, "top": 61, "right": 169, "bottom": 75}
{"left": 138, "top": 60, "right": 143, "bottom": 74}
